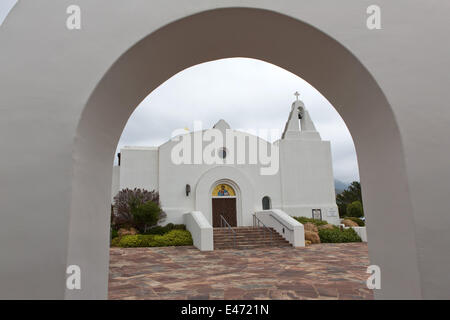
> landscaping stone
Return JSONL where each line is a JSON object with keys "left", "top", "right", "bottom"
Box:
{"left": 118, "top": 227, "right": 138, "bottom": 237}
{"left": 342, "top": 219, "right": 359, "bottom": 227}
{"left": 318, "top": 224, "right": 335, "bottom": 230}
{"left": 303, "top": 222, "right": 318, "bottom": 233}
{"left": 305, "top": 230, "right": 321, "bottom": 244}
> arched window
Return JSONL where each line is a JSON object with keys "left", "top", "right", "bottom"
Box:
{"left": 262, "top": 196, "right": 271, "bottom": 210}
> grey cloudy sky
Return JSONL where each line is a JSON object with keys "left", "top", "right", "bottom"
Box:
{"left": 116, "top": 58, "right": 360, "bottom": 183}
{"left": 0, "top": 0, "right": 15, "bottom": 26}
{"left": 1, "top": 2, "right": 359, "bottom": 183}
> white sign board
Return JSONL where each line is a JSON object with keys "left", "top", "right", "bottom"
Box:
{"left": 327, "top": 208, "right": 338, "bottom": 217}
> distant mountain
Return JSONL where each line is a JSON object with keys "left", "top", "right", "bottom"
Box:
{"left": 334, "top": 179, "right": 350, "bottom": 195}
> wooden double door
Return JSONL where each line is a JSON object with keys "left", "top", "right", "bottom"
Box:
{"left": 212, "top": 198, "right": 237, "bottom": 227}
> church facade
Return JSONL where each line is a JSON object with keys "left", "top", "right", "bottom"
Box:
{"left": 111, "top": 97, "right": 339, "bottom": 226}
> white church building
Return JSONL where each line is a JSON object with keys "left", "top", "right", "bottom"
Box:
{"left": 111, "top": 96, "right": 339, "bottom": 234}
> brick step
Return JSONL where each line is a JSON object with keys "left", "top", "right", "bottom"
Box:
{"left": 214, "top": 237, "right": 288, "bottom": 241}
{"left": 213, "top": 228, "right": 277, "bottom": 233}
{"left": 214, "top": 238, "right": 288, "bottom": 242}
{"left": 214, "top": 243, "right": 292, "bottom": 250}
{"left": 214, "top": 226, "right": 271, "bottom": 228}
{"left": 213, "top": 226, "right": 292, "bottom": 250}
{"left": 213, "top": 233, "right": 285, "bottom": 238}
{"left": 214, "top": 239, "right": 287, "bottom": 243}
{"left": 213, "top": 227, "right": 273, "bottom": 232}
{"left": 214, "top": 242, "right": 289, "bottom": 247}
{"left": 214, "top": 231, "right": 284, "bottom": 235}
{"left": 213, "top": 231, "right": 280, "bottom": 236}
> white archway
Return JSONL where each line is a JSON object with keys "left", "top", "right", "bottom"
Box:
{"left": 3, "top": 2, "right": 450, "bottom": 300}
{"left": 68, "top": 7, "right": 419, "bottom": 299}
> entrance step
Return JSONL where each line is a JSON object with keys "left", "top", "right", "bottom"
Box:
{"left": 213, "top": 227, "right": 292, "bottom": 250}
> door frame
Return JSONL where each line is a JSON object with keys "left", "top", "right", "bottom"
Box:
{"left": 212, "top": 197, "right": 237, "bottom": 227}
{"left": 210, "top": 179, "right": 242, "bottom": 226}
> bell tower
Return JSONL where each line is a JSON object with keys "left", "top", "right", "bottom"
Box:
{"left": 278, "top": 93, "right": 339, "bottom": 224}
{"left": 281, "top": 92, "right": 321, "bottom": 141}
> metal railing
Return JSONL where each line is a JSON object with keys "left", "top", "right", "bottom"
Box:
{"left": 269, "top": 213, "right": 294, "bottom": 232}
{"left": 253, "top": 214, "right": 273, "bottom": 245}
{"left": 220, "top": 215, "right": 236, "bottom": 248}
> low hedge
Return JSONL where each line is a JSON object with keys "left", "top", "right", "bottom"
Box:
{"left": 117, "top": 229, "right": 193, "bottom": 248}
{"left": 143, "top": 223, "right": 186, "bottom": 235}
{"left": 111, "top": 237, "right": 121, "bottom": 247}
{"left": 293, "top": 216, "right": 329, "bottom": 227}
{"left": 318, "top": 227, "right": 362, "bottom": 243}
{"left": 343, "top": 217, "right": 365, "bottom": 226}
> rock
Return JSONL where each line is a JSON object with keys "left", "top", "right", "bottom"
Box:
{"left": 118, "top": 227, "right": 138, "bottom": 237}
{"left": 303, "top": 222, "right": 318, "bottom": 233}
{"left": 305, "top": 230, "right": 321, "bottom": 244}
{"left": 318, "top": 224, "right": 335, "bottom": 230}
{"left": 342, "top": 219, "right": 359, "bottom": 227}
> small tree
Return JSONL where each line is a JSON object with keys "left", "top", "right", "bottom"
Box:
{"left": 112, "top": 188, "right": 166, "bottom": 230}
{"left": 346, "top": 200, "right": 364, "bottom": 218}
{"left": 131, "top": 201, "right": 162, "bottom": 233}
{"left": 336, "top": 181, "right": 363, "bottom": 216}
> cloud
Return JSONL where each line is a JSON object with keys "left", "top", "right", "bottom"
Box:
{"left": 0, "top": 0, "right": 17, "bottom": 26}
{"left": 116, "top": 58, "right": 360, "bottom": 183}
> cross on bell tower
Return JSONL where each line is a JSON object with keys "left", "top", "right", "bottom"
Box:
{"left": 294, "top": 91, "right": 300, "bottom": 101}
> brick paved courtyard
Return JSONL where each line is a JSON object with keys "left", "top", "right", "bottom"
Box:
{"left": 108, "top": 243, "right": 373, "bottom": 300}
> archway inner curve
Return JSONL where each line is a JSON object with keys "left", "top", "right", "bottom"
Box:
{"left": 68, "top": 7, "right": 420, "bottom": 299}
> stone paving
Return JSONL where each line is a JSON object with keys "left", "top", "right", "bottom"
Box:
{"left": 108, "top": 243, "right": 373, "bottom": 300}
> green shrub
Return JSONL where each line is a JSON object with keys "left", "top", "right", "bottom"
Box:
{"left": 293, "top": 216, "right": 329, "bottom": 227}
{"left": 143, "top": 223, "right": 186, "bottom": 235}
{"left": 118, "top": 229, "right": 193, "bottom": 248}
{"left": 346, "top": 201, "right": 364, "bottom": 218}
{"left": 344, "top": 216, "right": 365, "bottom": 226}
{"left": 131, "top": 201, "right": 162, "bottom": 233}
{"left": 318, "top": 227, "right": 362, "bottom": 243}
{"left": 111, "top": 229, "right": 118, "bottom": 239}
{"left": 110, "top": 237, "right": 120, "bottom": 247}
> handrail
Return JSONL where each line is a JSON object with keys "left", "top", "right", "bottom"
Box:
{"left": 269, "top": 213, "right": 294, "bottom": 232}
{"left": 252, "top": 214, "right": 273, "bottom": 245}
{"left": 220, "top": 215, "right": 236, "bottom": 248}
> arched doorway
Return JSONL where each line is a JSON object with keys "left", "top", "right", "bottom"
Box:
{"left": 65, "top": 8, "right": 421, "bottom": 299}
{"left": 211, "top": 183, "right": 238, "bottom": 227}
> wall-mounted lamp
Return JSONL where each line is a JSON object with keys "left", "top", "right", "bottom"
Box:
{"left": 185, "top": 184, "right": 191, "bottom": 197}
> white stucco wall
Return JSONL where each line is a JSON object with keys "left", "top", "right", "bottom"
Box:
{"left": 119, "top": 147, "right": 159, "bottom": 191}
{"left": 184, "top": 211, "right": 213, "bottom": 251}
{"left": 115, "top": 123, "right": 337, "bottom": 227}
{"left": 352, "top": 226, "right": 368, "bottom": 242}
{"left": 255, "top": 209, "right": 305, "bottom": 247}
{"left": 111, "top": 166, "right": 120, "bottom": 201}
{"left": 156, "top": 128, "right": 284, "bottom": 225}
{"left": 278, "top": 135, "right": 338, "bottom": 224}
